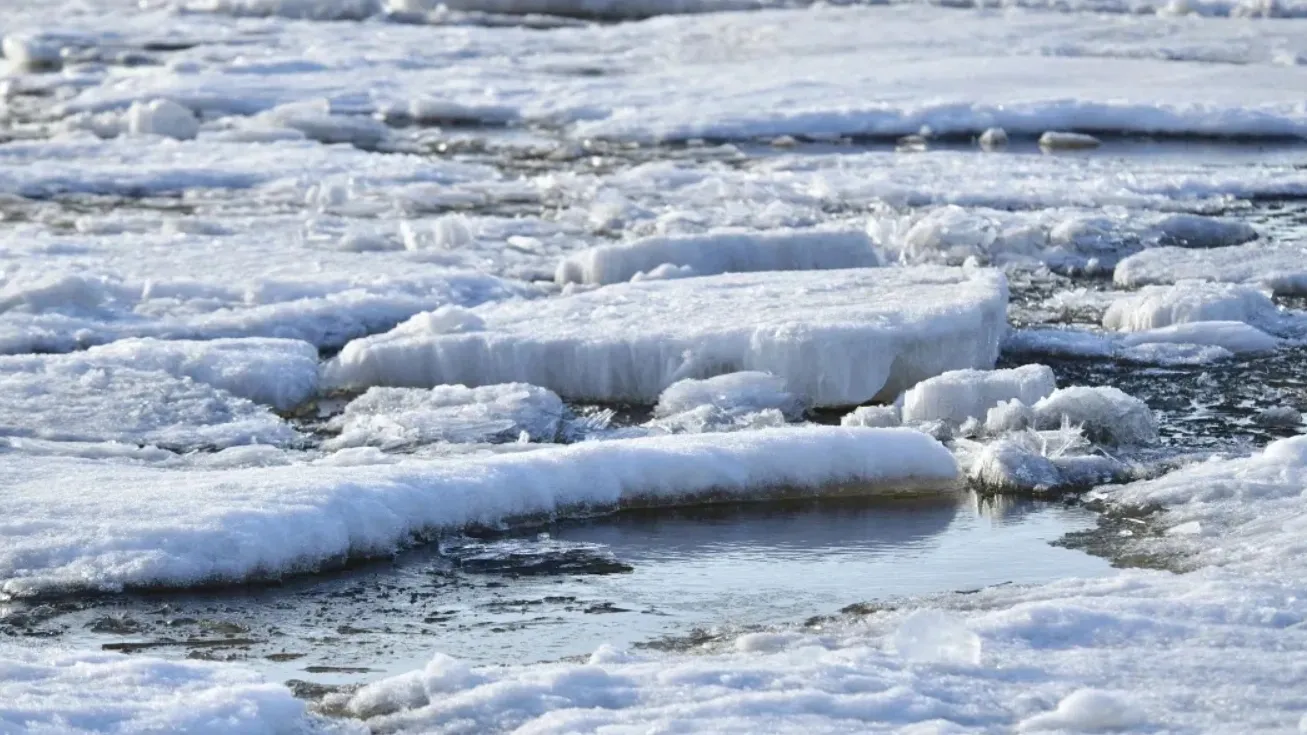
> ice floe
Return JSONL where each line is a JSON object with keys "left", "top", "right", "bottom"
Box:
{"left": 0, "top": 427, "right": 958, "bottom": 596}
{"left": 901, "top": 364, "right": 1057, "bottom": 426}
{"left": 327, "top": 266, "right": 1009, "bottom": 406}
{"left": 1116, "top": 242, "right": 1307, "bottom": 295}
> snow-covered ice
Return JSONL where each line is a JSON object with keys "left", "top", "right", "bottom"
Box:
{"left": 1102, "top": 281, "right": 1280, "bottom": 333}
{"left": 554, "top": 228, "right": 878, "bottom": 286}
{"left": 1116, "top": 242, "right": 1307, "bottom": 295}
{"left": 0, "top": 427, "right": 958, "bottom": 596}
{"left": 326, "top": 266, "right": 1009, "bottom": 406}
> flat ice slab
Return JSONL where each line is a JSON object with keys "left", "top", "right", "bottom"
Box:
{"left": 554, "top": 228, "right": 878, "bottom": 286}
{"left": 0, "top": 427, "right": 957, "bottom": 596}
{"left": 327, "top": 266, "right": 1008, "bottom": 407}
{"left": 1115, "top": 243, "right": 1307, "bottom": 296}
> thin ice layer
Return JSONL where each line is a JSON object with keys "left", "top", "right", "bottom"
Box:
{"left": 0, "top": 353, "right": 299, "bottom": 450}
{"left": 555, "top": 228, "right": 878, "bottom": 286}
{"left": 326, "top": 383, "right": 567, "bottom": 449}
{"left": 0, "top": 427, "right": 958, "bottom": 596}
{"left": 326, "top": 267, "right": 1008, "bottom": 407}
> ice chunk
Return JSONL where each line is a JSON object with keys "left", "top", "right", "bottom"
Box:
{"left": 256, "top": 99, "right": 388, "bottom": 147}
{"left": 183, "top": 0, "right": 381, "bottom": 20}
{"left": 1115, "top": 242, "right": 1307, "bottom": 296}
{"left": 0, "top": 427, "right": 958, "bottom": 595}
{"left": 889, "top": 609, "right": 982, "bottom": 666}
{"left": 0, "top": 354, "right": 299, "bottom": 450}
{"left": 841, "top": 405, "right": 901, "bottom": 428}
{"left": 82, "top": 337, "right": 320, "bottom": 410}
{"left": 655, "top": 371, "right": 802, "bottom": 419}
{"left": 1, "top": 33, "right": 65, "bottom": 72}
{"left": 902, "top": 365, "right": 1057, "bottom": 426}
{"left": 1102, "top": 282, "right": 1279, "bottom": 332}
{"left": 1038, "top": 131, "right": 1102, "bottom": 150}
{"left": 326, "top": 383, "right": 566, "bottom": 450}
{"left": 1017, "top": 689, "right": 1145, "bottom": 732}
{"left": 555, "top": 228, "right": 879, "bottom": 286}
{"left": 1033, "top": 386, "right": 1157, "bottom": 445}
{"left": 326, "top": 267, "right": 1009, "bottom": 407}
{"left": 125, "top": 99, "right": 199, "bottom": 141}
{"left": 984, "top": 398, "right": 1034, "bottom": 434}
{"left": 1151, "top": 213, "right": 1256, "bottom": 249}
{"left": 1255, "top": 406, "right": 1302, "bottom": 428}
{"left": 978, "top": 127, "right": 1008, "bottom": 150}
{"left": 1120, "top": 321, "right": 1279, "bottom": 354}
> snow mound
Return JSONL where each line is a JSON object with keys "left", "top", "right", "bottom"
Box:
{"left": 1120, "top": 321, "right": 1279, "bottom": 354}
{"left": 1033, "top": 386, "right": 1157, "bottom": 445}
{"left": 902, "top": 364, "right": 1057, "bottom": 426}
{"left": 82, "top": 337, "right": 320, "bottom": 410}
{"left": 326, "top": 267, "right": 1008, "bottom": 407}
{"left": 0, "top": 649, "right": 312, "bottom": 734}
{"left": 555, "top": 228, "right": 878, "bottom": 286}
{"left": 1103, "top": 282, "right": 1279, "bottom": 332}
{"left": 841, "top": 405, "right": 902, "bottom": 428}
{"left": 326, "top": 383, "right": 566, "bottom": 450}
{"left": 0, "top": 427, "right": 957, "bottom": 595}
{"left": 1115, "top": 242, "right": 1307, "bottom": 296}
{"left": 0, "top": 353, "right": 300, "bottom": 450}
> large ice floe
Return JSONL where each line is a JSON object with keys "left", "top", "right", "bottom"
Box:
{"left": 1116, "top": 242, "right": 1307, "bottom": 295}
{"left": 0, "top": 427, "right": 958, "bottom": 596}
{"left": 326, "top": 266, "right": 1008, "bottom": 406}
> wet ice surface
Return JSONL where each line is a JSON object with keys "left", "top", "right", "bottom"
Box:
{"left": 1, "top": 492, "right": 1106, "bottom": 689}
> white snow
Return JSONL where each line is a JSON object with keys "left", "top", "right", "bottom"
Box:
{"left": 325, "top": 383, "right": 567, "bottom": 449}
{"left": 326, "top": 267, "right": 1009, "bottom": 407}
{"left": 901, "top": 364, "right": 1057, "bottom": 426}
{"left": 1102, "top": 281, "right": 1280, "bottom": 332}
{"left": 554, "top": 228, "right": 878, "bottom": 286}
{"left": 0, "top": 426, "right": 958, "bottom": 595}
{"left": 1032, "top": 386, "right": 1157, "bottom": 445}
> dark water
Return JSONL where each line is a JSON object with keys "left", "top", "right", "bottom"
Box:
{"left": 7, "top": 491, "right": 1108, "bottom": 688}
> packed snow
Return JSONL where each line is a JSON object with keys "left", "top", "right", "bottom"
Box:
{"left": 326, "top": 267, "right": 1009, "bottom": 406}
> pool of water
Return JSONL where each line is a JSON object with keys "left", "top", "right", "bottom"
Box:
{"left": 10, "top": 490, "right": 1109, "bottom": 689}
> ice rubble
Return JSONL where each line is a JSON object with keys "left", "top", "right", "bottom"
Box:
{"left": 326, "top": 267, "right": 1008, "bottom": 407}
{"left": 554, "top": 228, "right": 878, "bottom": 286}
{"left": 1032, "top": 386, "right": 1157, "bottom": 445}
{"left": 0, "top": 427, "right": 958, "bottom": 596}
{"left": 901, "top": 364, "right": 1057, "bottom": 426}
{"left": 841, "top": 404, "right": 902, "bottom": 428}
{"left": 0, "top": 353, "right": 300, "bottom": 449}
{"left": 1116, "top": 242, "right": 1307, "bottom": 295}
{"left": 325, "top": 383, "right": 567, "bottom": 450}
{"left": 1102, "top": 281, "right": 1280, "bottom": 332}
{"left": 654, "top": 371, "right": 803, "bottom": 419}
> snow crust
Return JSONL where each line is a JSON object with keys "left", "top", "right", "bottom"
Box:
{"left": 555, "top": 228, "right": 878, "bottom": 286}
{"left": 0, "top": 427, "right": 958, "bottom": 596}
{"left": 327, "top": 267, "right": 1009, "bottom": 407}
